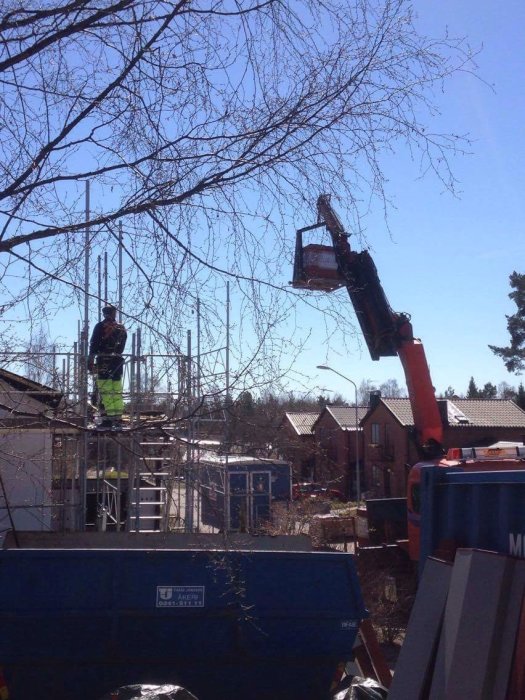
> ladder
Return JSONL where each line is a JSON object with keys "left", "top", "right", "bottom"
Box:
{"left": 128, "top": 470, "right": 169, "bottom": 532}
{"left": 127, "top": 440, "right": 175, "bottom": 533}
{"left": 92, "top": 431, "right": 186, "bottom": 533}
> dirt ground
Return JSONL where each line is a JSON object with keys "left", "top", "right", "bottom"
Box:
{"left": 380, "top": 638, "right": 404, "bottom": 670}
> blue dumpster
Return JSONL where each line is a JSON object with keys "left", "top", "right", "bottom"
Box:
{"left": 0, "top": 543, "right": 366, "bottom": 699}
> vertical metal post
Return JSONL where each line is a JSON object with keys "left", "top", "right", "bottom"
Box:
{"left": 73, "top": 342, "right": 78, "bottom": 406}
{"left": 136, "top": 326, "right": 142, "bottom": 412}
{"left": 130, "top": 332, "right": 136, "bottom": 404}
{"left": 196, "top": 298, "right": 201, "bottom": 409}
{"left": 222, "top": 284, "right": 231, "bottom": 532}
{"left": 149, "top": 346, "right": 154, "bottom": 394}
{"left": 178, "top": 355, "right": 184, "bottom": 398}
{"left": 61, "top": 435, "right": 68, "bottom": 531}
{"left": 116, "top": 442, "right": 122, "bottom": 531}
{"left": 84, "top": 182, "right": 90, "bottom": 343}
{"left": 118, "top": 222, "right": 123, "bottom": 323}
{"left": 126, "top": 332, "right": 136, "bottom": 532}
{"left": 195, "top": 299, "right": 201, "bottom": 528}
{"left": 354, "top": 387, "right": 360, "bottom": 504}
{"left": 52, "top": 345, "right": 57, "bottom": 388}
{"left": 185, "top": 331, "right": 193, "bottom": 531}
{"left": 66, "top": 352, "right": 71, "bottom": 401}
{"left": 134, "top": 328, "right": 142, "bottom": 533}
{"left": 224, "top": 469, "right": 230, "bottom": 533}
{"left": 77, "top": 321, "right": 81, "bottom": 410}
{"left": 137, "top": 328, "right": 142, "bottom": 393}
{"left": 79, "top": 179, "right": 90, "bottom": 531}
{"left": 118, "top": 222, "right": 124, "bottom": 532}
{"left": 73, "top": 333, "right": 80, "bottom": 530}
{"left": 133, "top": 328, "right": 142, "bottom": 532}
{"left": 97, "top": 255, "right": 102, "bottom": 319}
{"left": 96, "top": 431, "right": 102, "bottom": 528}
{"left": 104, "top": 251, "right": 108, "bottom": 305}
{"left": 226, "top": 283, "right": 230, "bottom": 409}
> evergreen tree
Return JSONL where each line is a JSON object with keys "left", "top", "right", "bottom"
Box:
{"left": 480, "top": 382, "right": 497, "bottom": 399}
{"left": 490, "top": 272, "right": 525, "bottom": 373}
{"left": 317, "top": 395, "right": 329, "bottom": 409}
{"left": 238, "top": 391, "right": 254, "bottom": 415}
{"left": 516, "top": 383, "right": 525, "bottom": 411}
{"left": 467, "top": 377, "right": 480, "bottom": 398}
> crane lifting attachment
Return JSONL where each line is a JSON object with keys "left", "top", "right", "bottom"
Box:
{"left": 293, "top": 194, "right": 444, "bottom": 459}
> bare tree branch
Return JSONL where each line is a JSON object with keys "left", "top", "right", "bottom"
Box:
{"left": 0, "top": 0, "right": 478, "bottom": 394}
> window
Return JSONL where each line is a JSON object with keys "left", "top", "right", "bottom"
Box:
{"left": 371, "top": 423, "right": 381, "bottom": 445}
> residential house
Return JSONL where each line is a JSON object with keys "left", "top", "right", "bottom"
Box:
{"left": 362, "top": 394, "right": 525, "bottom": 498}
{"left": 312, "top": 405, "right": 368, "bottom": 499}
{"left": 0, "top": 367, "right": 179, "bottom": 536}
{"left": 0, "top": 368, "right": 67, "bottom": 541}
{"left": 277, "top": 412, "right": 318, "bottom": 482}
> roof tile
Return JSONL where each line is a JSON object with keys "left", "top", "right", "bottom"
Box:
{"left": 381, "top": 398, "right": 525, "bottom": 428}
{"left": 283, "top": 412, "right": 319, "bottom": 435}
{"left": 324, "top": 405, "right": 369, "bottom": 430}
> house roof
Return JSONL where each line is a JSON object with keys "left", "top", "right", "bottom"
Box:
{"left": 0, "top": 367, "right": 63, "bottom": 414}
{"left": 379, "top": 398, "right": 525, "bottom": 429}
{"left": 282, "top": 412, "right": 319, "bottom": 436}
{"left": 313, "top": 405, "right": 369, "bottom": 431}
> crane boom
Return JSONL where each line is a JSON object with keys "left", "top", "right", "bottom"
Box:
{"left": 315, "top": 194, "right": 444, "bottom": 458}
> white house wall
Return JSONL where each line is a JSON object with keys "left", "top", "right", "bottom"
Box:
{"left": 0, "top": 430, "right": 53, "bottom": 544}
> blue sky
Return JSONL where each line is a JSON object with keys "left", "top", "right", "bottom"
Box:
{"left": 306, "top": 0, "right": 525, "bottom": 401}
{"left": 5, "top": 1, "right": 524, "bottom": 404}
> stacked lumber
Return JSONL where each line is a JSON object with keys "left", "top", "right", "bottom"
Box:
{"left": 389, "top": 550, "right": 525, "bottom": 700}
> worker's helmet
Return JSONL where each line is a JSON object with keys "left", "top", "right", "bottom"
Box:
{"left": 102, "top": 304, "right": 118, "bottom": 316}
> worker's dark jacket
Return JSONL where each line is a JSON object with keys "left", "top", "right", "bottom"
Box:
{"left": 88, "top": 319, "right": 127, "bottom": 380}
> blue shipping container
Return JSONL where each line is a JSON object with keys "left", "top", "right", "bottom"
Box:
{"left": 419, "top": 466, "right": 525, "bottom": 575}
{"left": 0, "top": 545, "right": 366, "bottom": 700}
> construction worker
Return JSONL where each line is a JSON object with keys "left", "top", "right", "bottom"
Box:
{"left": 88, "top": 305, "right": 127, "bottom": 427}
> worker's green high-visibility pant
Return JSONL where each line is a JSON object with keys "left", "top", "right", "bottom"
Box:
{"left": 96, "top": 378, "right": 124, "bottom": 416}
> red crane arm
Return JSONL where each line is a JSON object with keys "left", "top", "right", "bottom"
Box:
{"left": 316, "top": 194, "right": 444, "bottom": 457}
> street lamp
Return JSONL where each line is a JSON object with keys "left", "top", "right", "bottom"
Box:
{"left": 317, "top": 365, "right": 361, "bottom": 504}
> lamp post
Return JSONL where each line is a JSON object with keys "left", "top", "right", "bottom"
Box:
{"left": 317, "top": 365, "right": 361, "bottom": 504}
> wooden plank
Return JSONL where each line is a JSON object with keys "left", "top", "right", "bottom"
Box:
{"left": 490, "top": 559, "right": 525, "bottom": 700}
{"left": 429, "top": 549, "right": 512, "bottom": 699}
{"left": 388, "top": 557, "right": 452, "bottom": 700}
{"left": 506, "top": 590, "right": 525, "bottom": 699}
{"left": 353, "top": 642, "right": 376, "bottom": 680}
{"left": 358, "top": 618, "right": 392, "bottom": 689}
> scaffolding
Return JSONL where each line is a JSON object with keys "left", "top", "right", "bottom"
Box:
{"left": 0, "top": 326, "right": 231, "bottom": 540}
{"left": 0, "top": 196, "right": 234, "bottom": 539}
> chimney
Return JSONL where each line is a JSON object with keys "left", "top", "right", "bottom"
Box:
{"left": 437, "top": 399, "right": 449, "bottom": 426}
{"left": 369, "top": 390, "right": 382, "bottom": 410}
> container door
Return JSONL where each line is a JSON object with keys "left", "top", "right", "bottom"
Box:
{"left": 250, "top": 471, "right": 271, "bottom": 529}
{"left": 228, "top": 472, "right": 249, "bottom": 531}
